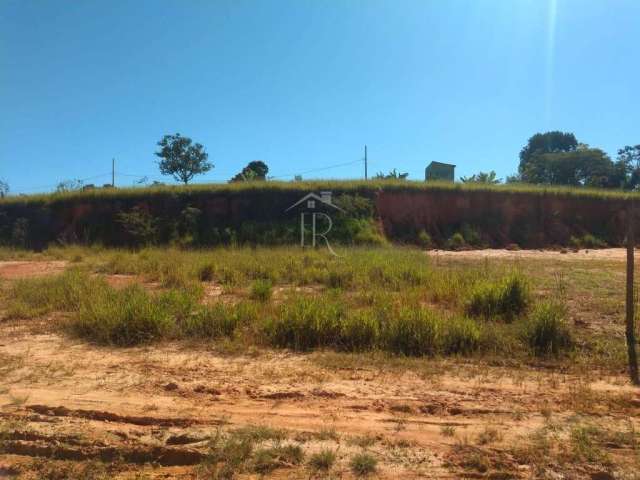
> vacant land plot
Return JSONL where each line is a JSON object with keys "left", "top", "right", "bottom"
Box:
{"left": 0, "top": 246, "right": 639, "bottom": 478}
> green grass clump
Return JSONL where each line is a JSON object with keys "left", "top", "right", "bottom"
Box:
{"left": 182, "top": 303, "right": 240, "bottom": 339}
{"left": 441, "top": 316, "right": 481, "bottom": 355}
{"left": 71, "top": 284, "right": 175, "bottom": 346}
{"left": 382, "top": 307, "right": 441, "bottom": 356}
{"left": 250, "top": 278, "right": 273, "bottom": 302}
{"left": 522, "top": 301, "right": 572, "bottom": 356}
{"left": 5, "top": 269, "right": 108, "bottom": 319}
{"left": 339, "top": 310, "right": 380, "bottom": 351}
{"left": 349, "top": 452, "right": 377, "bottom": 476}
{"left": 251, "top": 444, "right": 304, "bottom": 474}
{"left": 465, "top": 273, "right": 529, "bottom": 321}
{"left": 308, "top": 448, "right": 337, "bottom": 471}
{"left": 264, "top": 297, "right": 345, "bottom": 351}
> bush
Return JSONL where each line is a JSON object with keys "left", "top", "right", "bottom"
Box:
{"left": 250, "top": 278, "right": 273, "bottom": 302}
{"left": 442, "top": 316, "right": 481, "bottom": 355}
{"left": 569, "top": 234, "right": 607, "bottom": 249}
{"left": 382, "top": 307, "right": 441, "bottom": 356}
{"left": 349, "top": 452, "right": 377, "bottom": 476}
{"left": 71, "top": 284, "right": 175, "bottom": 346}
{"left": 198, "top": 263, "right": 215, "bottom": 282}
{"left": 522, "top": 302, "right": 572, "bottom": 356}
{"left": 417, "top": 229, "right": 432, "bottom": 248}
{"left": 447, "top": 232, "right": 466, "bottom": 250}
{"left": 465, "top": 273, "right": 529, "bottom": 321}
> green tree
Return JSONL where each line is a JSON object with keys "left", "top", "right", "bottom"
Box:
{"left": 230, "top": 160, "right": 269, "bottom": 182}
{"left": 0, "top": 179, "right": 8, "bottom": 198}
{"left": 374, "top": 168, "right": 408, "bottom": 180}
{"left": 155, "top": 133, "right": 212, "bottom": 185}
{"left": 460, "top": 171, "right": 501, "bottom": 184}
{"left": 521, "top": 148, "right": 616, "bottom": 187}
{"left": 519, "top": 131, "right": 578, "bottom": 175}
{"left": 616, "top": 145, "right": 640, "bottom": 190}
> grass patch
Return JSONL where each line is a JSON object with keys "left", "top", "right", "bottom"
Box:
{"left": 349, "top": 452, "right": 378, "bottom": 476}
{"left": 308, "top": 448, "right": 337, "bottom": 471}
{"left": 522, "top": 301, "right": 572, "bottom": 356}
{"left": 71, "top": 284, "right": 176, "bottom": 346}
{"left": 250, "top": 278, "right": 272, "bottom": 302}
{"left": 465, "top": 273, "right": 529, "bottom": 321}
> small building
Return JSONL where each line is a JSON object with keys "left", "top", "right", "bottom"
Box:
{"left": 425, "top": 161, "right": 455, "bottom": 182}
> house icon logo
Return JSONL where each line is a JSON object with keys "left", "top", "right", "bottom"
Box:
{"left": 285, "top": 191, "right": 343, "bottom": 256}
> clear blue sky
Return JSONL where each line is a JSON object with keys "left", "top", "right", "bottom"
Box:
{"left": 1, "top": 0, "right": 638, "bottom": 193}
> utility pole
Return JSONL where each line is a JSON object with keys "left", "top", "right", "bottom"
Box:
{"left": 626, "top": 198, "right": 639, "bottom": 385}
{"left": 112, "top": 158, "right": 115, "bottom": 187}
{"left": 364, "top": 145, "right": 368, "bottom": 180}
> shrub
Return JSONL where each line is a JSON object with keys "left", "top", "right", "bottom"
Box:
{"left": 442, "top": 316, "right": 481, "bottom": 355}
{"left": 250, "top": 278, "right": 273, "bottom": 302}
{"left": 349, "top": 452, "right": 377, "bottom": 476}
{"left": 417, "top": 229, "right": 432, "bottom": 248}
{"left": 71, "top": 284, "right": 175, "bottom": 346}
{"left": 116, "top": 206, "right": 158, "bottom": 246}
{"left": 198, "top": 263, "right": 215, "bottom": 282}
{"left": 447, "top": 232, "right": 466, "bottom": 250}
{"left": 570, "top": 233, "right": 607, "bottom": 249}
{"left": 308, "top": 448, "right": 337, "bottom": 471}
{"left": 382, "top": 307, "right": 441, "bottom": 356}
{"left": 522, "top": 301, "right": 572, "bottom": 356}
{"left": 465, "top": 273, "right": 529, "bottom": 321}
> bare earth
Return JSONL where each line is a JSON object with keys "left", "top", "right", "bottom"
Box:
{"left": 428, "top": 248, "right": 630, "bottom": 261}
{"left": 1, "top": 252, "right": 639, "bottom": 479}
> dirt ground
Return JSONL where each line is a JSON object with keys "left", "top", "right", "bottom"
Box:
{"left": 428, "top": 247, "right": 631, "bottom": 262}
{"left": 1, "top": 253, "right": 639, "bottom": 479}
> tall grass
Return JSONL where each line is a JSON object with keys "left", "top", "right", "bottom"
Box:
{"left": 0, "top": 247, "right": 567, "bottom": 359}
{"left": 522, "top": 301, "right": 572, "bottom": 356}
{"left": 465, "top": 273, "right": 529, "bottom": 321}
{"left": 73, "top": 285, "right": 175, "bottom": 346}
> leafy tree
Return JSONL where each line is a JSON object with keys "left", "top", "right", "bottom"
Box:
{"left": 519, "top": 131, "right": 578, "bottom": 175}
{"left": 155, "top": 133, "right": 212, "bottom": 185}
{"left": 521, "top": 148, "right": 616, "bottom": 187}
{"left": 615, "top": 145, "right": 640, "bottom": 190}
{"left": 230, "top": 161, "right": 269, "bottom": 182}
{"left": 460, "top": 171, "right": 501, "bottom": 184}
{"left": 374, "top": 168, "right": 408, "bottom": 180}
{"left": 56, "top": 179, "right": 84, "bottom": 193}
{"left": 0, "top": 179, "right": 8, "bottom": 198}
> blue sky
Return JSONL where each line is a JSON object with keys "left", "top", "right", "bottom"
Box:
{"left": 1, "top": 0, "right": 638, "bottom": 193}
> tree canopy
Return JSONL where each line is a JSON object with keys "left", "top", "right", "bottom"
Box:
{"left": 230, "top": 161, "right": 269, "bottom": 182}
{"left": 155, "top": 133, "right": 212, "bottom": 185}
{"left": 519, "top": 131, "right": 578, "bottom": 176}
